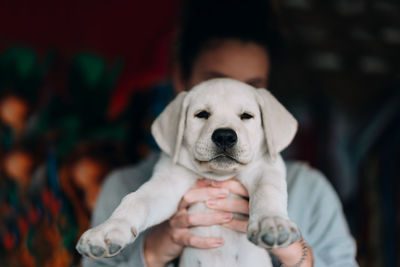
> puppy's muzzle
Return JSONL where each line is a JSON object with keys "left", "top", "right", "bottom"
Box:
{"left": 212, "top": 128, "right": 238, "bottom": 149}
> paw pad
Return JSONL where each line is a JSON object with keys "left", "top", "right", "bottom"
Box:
{"left": 90, "top": 245, "right": 105, "bottom": 257}
{"left": 108, "top": 243, "right": 122, "bottom": 255}
{"left": 248, "top": 216, "right": 300, "bottom": 249}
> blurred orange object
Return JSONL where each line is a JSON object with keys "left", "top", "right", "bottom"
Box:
{"left": 0, "top": 95, "right": 29, "bottom": 135}
{"left": 3, "top": 150, "right": 34, "bottom": 187}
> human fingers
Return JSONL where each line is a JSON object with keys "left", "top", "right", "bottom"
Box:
{"left": 170, "top": 211, "right": 232, "bottom": 228}
{"left": 171, "top": 228, "right": 224, "bottom": 248}
{"left": 211, "top": 179, "right": 249, "bottom": 197}
{"left": 181, "top": 234, "right": 224, "bottom": 249}
{"left": 206, "top": 198, "right": 249, "bottom": 215}
{"left": 178, "top": 187, "right": 229, "bottom": 210}
{"left": 170, "top": 228, "right": 224, "bottom": 249}
{"left": 222, "top": 218, "right": 248, "bottom": 233}
{"left": 194, "top": 178, "right": 212, "bottom": 188}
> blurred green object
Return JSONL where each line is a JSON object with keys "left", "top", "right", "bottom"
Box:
{"left": 1, "top": 47, "right": 36, "bottom": 79}
{"left": 68, "top": 53, "right": 121, "bottom": 118}
{"left": 74, "top": 53, "right": 106, "bottom": 88}
{"left": 0, "top": 47, "right": 45, "bottom": 107}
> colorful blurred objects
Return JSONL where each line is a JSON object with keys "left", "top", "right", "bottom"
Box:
{"left": 0, "top": 0, "right": 179, "bottom": 119}
{"left": 0, "top": 2, "right": 177, "bottom": 264}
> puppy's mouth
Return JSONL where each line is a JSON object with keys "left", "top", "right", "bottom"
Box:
{"left": 210, "top": 153, "right": 238, "bottom": 162}
{"left": 196, "top": 151, "right": 242, "bottom": 164}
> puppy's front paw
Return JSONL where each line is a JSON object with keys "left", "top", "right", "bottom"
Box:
{"left": 247, "top": 216, "right": 300, "bottom": 249}
{"left": 76, "top": 219, "right": 138, "bottom": 259}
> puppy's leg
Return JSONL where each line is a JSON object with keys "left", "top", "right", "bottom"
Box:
{"left": 76, "top": 155, "right": 197, "bottom": 259}
{"left": 239, "top": 157, "right": 300, "bottom": 250}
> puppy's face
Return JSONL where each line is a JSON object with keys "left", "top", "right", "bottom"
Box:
{"left": 152, "top": 78, "right": 297, "bottom": 178}
{"left": 184, "top": 82, "right": 265, "bottom": 175}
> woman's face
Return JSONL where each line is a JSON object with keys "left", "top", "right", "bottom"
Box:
{"left": 175, "top": 39, "right": 270, "bottom": 91}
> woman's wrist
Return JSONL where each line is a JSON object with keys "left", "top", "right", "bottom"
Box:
{"left": 143, "top": 238, "right": 163, "bottom": 267}
{"left": 269, "top": 239, "right": 313, "bottom": 267}
{"left": 143, "top": 230, "right": 170, "bottom": 267}
{"left": 143, "top": 221, "right": 184, "bottom": 267}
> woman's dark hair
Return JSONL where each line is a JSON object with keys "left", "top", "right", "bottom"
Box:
{"left": 175, "top": 0, "right": 283, "bottom": 80}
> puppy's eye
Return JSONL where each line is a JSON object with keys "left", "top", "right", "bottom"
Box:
{"left": 240, "top": 113, "right": 254, "bottom": 120}
{"left": 195, "top": 110, "right": 210, "bottom": 119}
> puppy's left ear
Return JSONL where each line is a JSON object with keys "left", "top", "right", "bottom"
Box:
{"left": 151, "top": 92, "right": 189, "bottom": 163}
{"left": 256, "top": 89, "right": 298, "bottom": 160}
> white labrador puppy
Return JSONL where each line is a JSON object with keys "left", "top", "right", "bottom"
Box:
{"left": 76, "top": 78, "right": 300, "bottom": 267}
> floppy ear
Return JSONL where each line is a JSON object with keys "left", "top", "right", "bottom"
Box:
{"left": 151, "top": 91, "right": 189, "bottom": 163}
{"left": 255, "top": 89, "right": 298, "bottom": 159}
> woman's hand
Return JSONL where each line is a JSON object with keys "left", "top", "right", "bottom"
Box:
{"left": 206, "top": 179, "right": 249, "bottom": 232}
{"left": 143, "top": 178, "right": 250, "bottom": 267}
{"left": 144, "top": 178, "right": 313, "bottom": 267}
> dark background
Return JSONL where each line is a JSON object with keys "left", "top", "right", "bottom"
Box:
{"left": 0, "top": 0, "right": 399, "bottom": 266}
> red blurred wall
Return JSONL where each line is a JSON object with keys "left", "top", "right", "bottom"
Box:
{"left": 0, "top": 0, "right": 180, "bottom": 117}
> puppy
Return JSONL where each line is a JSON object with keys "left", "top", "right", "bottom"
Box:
{"left": 76, "top": 78, "right": 300, "bottom": 267}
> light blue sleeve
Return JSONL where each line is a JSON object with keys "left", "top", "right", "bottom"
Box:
{"left": 81, "top": 154, "right": 160, "bottom": 267}
{"left": 82, "top": 157, "right": 357, "bottom": 266}
{"left": 286, "top": 162, "right": 359, "bottom": 267}
{"left": 81, "top": 171, "right": 148, "bottom": 267}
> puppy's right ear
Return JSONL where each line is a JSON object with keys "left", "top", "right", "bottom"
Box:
{"left": 151, "top": 91, "right": 189, "bottom": 163}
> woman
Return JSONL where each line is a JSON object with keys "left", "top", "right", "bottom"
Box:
{"left": 83, "top": 1, "right": 358, "bottom": 266}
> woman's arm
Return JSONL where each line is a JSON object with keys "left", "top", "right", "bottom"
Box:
{"left": 286, "top": 163, "right": 359, "bottom": 267}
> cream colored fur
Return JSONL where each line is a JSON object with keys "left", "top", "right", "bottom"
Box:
{"left": 76, "top": 78, "right": 300, "bottom": 267}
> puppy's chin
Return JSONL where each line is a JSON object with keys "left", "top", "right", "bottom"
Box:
{"left": 195, "top": 156, "right": 242, "bottom": 176}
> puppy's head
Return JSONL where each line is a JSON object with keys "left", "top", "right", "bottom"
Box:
{"left": 151, "top": 78, "right": 297, "bottom": 176}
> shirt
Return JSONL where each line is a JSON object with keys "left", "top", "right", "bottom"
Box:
{"left": 82, "top": 152, "right": 358, "bottom": 267}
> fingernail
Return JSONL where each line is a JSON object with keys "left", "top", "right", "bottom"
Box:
{"left": 222, "top": 213, "right": 232, "bottom": 221}
{"left": 202, "top": 179, "right": 212, "bottom": 186}
{"left": 211, "top": 239, "right": 224, "bottom": 247}
{"left": 207, "top": 199, "right": 217, "bottom": 207}
{"left": 212, "top": 181, "right": 221, "bottom": 187}
{"left": 217, "top": 188, "right": 229, "bottom": 197}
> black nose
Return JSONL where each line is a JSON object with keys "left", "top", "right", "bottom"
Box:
{"left": 212, "top": 128, "right": 237, "bottom": 149}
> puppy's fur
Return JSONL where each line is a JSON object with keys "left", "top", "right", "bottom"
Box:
{"left": 77, "top": 78, "right": 300, "bottom": 267}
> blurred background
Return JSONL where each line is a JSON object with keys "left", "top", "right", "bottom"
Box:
{"left": 0, "top": 0, "right": 398, "bottom": 266}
